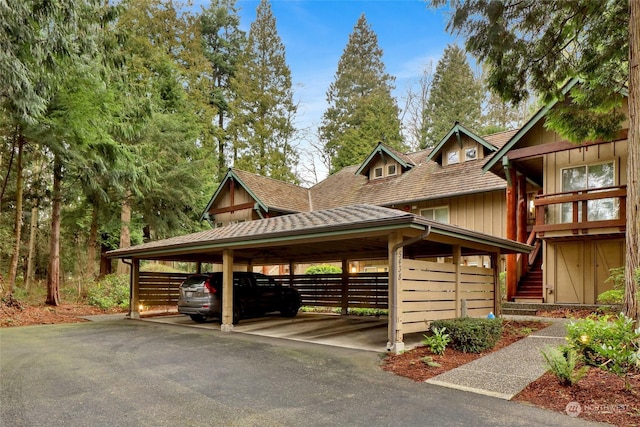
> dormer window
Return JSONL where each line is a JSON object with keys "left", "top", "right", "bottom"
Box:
{"left": 465, "top": 147, "right": 477, "bottom": 161}
{"left": 374, "top": 167, "right": 383, "bottom": 179}
{"left": 387, "top": 164, "right": 397, "bottom": 176}
{"left": 447, "top": 150, "right": 459, "bottom": 164}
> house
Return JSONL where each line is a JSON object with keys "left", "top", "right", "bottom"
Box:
{"left": 484, "top": 79, "right": 628, "bottom": 304}
{"left": 200, "top": 81, "right": 629, "bottom": 306}
{"left": 201, "top": 125, "right": 516, "bottom": 272}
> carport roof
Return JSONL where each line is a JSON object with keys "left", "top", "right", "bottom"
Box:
{"left": 107, "top": 204, "right": 531, "bottom": 264}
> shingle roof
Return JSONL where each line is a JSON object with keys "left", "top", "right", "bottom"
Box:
{"left": 109, "top": 205, "right": 413, "bottom": 256}
{"left": 483, "top": 129, "right": 519, "bottom": 149}
{"left": 232, "top": 169, "right": 311, "bottom": 213}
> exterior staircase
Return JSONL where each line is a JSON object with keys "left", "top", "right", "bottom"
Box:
{"left": 513, "top": 251, "right": 543, "bottom": 303}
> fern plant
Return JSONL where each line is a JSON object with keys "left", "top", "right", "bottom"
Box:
{"left": 541, "top": 346, "right": 588, "bottom": 386}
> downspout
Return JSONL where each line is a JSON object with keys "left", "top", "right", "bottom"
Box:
{"left": 388, "top": 225, "right": 432, "bottom": 352}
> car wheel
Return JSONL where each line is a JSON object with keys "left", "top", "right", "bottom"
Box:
{"left": 190, "top": 314, "right": 207, "bottom": 323}
{"left": 280, "top": 297, "right": 300, "bottom": 318}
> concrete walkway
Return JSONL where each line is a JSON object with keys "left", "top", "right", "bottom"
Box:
{"left": 426, "top": 317, "right": 570, "bottom": 400}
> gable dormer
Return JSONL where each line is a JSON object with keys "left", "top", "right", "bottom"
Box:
{"left": 426, "top": 122, "right": 498, "bottom": 166}
{"left": 356, "top": 142, "right": 415, "bottom": 181}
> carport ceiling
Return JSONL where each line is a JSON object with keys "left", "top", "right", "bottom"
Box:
{"left": 107, "top": 204, "right": 531, "bottom": 264}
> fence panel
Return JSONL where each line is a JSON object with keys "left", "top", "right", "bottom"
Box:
{"left": 138, "top": 272, "right": 189, "bottom": 306}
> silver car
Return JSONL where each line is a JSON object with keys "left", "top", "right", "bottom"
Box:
{"left": 177, "top": 272, "right": 301, "bottom": 324}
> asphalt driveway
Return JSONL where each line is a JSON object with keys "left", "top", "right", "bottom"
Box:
{"left": 0, "top": 319, "right": 601, "bottom": 427}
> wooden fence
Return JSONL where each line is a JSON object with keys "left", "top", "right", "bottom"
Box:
{"left": 271, "top": 272, "right": 388, "bottom": 309}
{"left": 401, "top": 259, "right": 495, "bottom": 334}
{"left": 138, "top": 272, "right": 189, "bottom": 306}
{"left": 137, "top": 271, "right": 389, "bottom": 309}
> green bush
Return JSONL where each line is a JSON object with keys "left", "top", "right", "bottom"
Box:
{"left": 598, "top": 266, "right": 640, "bottom": 305}
{"left": 541, "top": 345, "right": 589, "bottom": 386}
{"left": 422, "top": 326, "right": 450, "bottom": 355}
{"left": 566, "top": 313, "right": 640, "bottom": 377}
{"left": 304, "top": 264, "right": 342, "bottom": 275}
{"left": 430, "top": 317, "right": 503, "bottom": 353}
{"left": 87, "top": 274, "right": 129, "bottom": 310}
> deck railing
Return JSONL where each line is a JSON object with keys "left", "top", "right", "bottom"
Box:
{"left": 533, "top": 185, "right": 626, "bottom": 234}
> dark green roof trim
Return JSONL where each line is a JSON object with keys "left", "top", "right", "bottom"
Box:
{"left": 199, "top": 169, "right": 268, "bottom": 222}
{"left": 426, "top": 123, "right": 497, "bottom": 163}
{"left": 482, "top": 78, "right": 583, "bottom": 174}
{"left": 355, "top": 142, "right": 414, "bottom": 175}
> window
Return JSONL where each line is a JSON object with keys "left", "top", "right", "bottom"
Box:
{"left": 387, "top": 164, "right": 397, "bottom": 176}
{"left": 465, "top": 147, "right": 477, "bottom": 161}
{"left": 560, "top": 161, "right": 616, "bottom": 222}
{"left": 374, "top": 167, "right": 383, "bottom": 178}
{"left": 447, "top": 150, "right": 459, "bottom": 164}
{"left": 420, "top": 206, "right": 449, "bottom": 224}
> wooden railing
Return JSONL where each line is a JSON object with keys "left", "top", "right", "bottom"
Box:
{"left": 533, "top": 185, "right": 626, "bottom": 234}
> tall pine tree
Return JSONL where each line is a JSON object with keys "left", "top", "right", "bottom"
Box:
{"left": 421, "top": 44, "right": 483, "bottom": 148}
{"left": 200, "top": 0, "right": 246, "bottom": 182}
{"left": 229, "top": 0, "right": 298, "bottom": 183}
{"left": 320, "top": 14, "right": 403, "bottom": 173}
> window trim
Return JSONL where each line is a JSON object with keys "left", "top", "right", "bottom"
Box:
{"left": 419, "top": 206, "right": 450, "bottom": 224}
{"left": 447, "top": 150, "right": 459, "bottom": 165}
{"left": 387, "top": 164, "right": 397, "bottom": 176}
{"left": 465, "top": 147, "right": 477, "bottom": 161}
{"left": 373, "top": 167, "right": 383, "bottom": 179}
{"left": 559, "top": 160, "right": 616, "bottom": 191}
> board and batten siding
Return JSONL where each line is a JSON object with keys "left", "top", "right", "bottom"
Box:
{"left": 411, "top": 189, "right": 506, "bottom": 238}
{"left": 210, "top": 184, "right": 257, "bottom": 225}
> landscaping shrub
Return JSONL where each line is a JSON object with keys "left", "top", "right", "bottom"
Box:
{"left": 430, "top": 317, "right": 503, "bottom": 353}
{"left": 541, "top": 345, "right": 588, "bottom": 386}
{"left": 87, "top": 274, "right": 129, "bottom": 310}
{"left": 566, "top": 313, "right": 640, "bottom": 378}
{"left": 422, "top": 326, "right": 450, "bottom": 355}
{"left": 304, "top": 264, "right": 342, "bottom": 274}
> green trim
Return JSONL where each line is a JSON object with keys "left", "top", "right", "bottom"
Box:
{"left": 199, "top": 169, "right": 268, "bottom": 222}
{"left": 482, "top": 78, "right": 582, "bottom": 174}
{"left": 355, "top": 142, "right": 414, "bottom": 175}
{"left": 426, "top": 123, "right": 496, "bottom": 163}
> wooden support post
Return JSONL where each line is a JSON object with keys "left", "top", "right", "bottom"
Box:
{"left": 387, "top": 232, "right": 404, "bottom": 354}
{"left": 129, "top": 258, "right": 140, "bottom": 319}
{"left": 453, "top": 245, "right": 461, "bottom": 318}
{"left": 506, "top": 167, "right": 517, "bottom": 301}
{"left": 341, "top": 259, "right": 349, "bottom": 315}
{"left": 246, "top": 259, "right": 253, "bottom": 272}
{"left": 491, "top": 252, "right": 501, "bottom": 317}
{"left": 196, "top": 261, "right": 202, "bottom": 274}
{"left": 517, "top": 174, "right": 528, "bottom": 277}
{"left": 289, "top": 260, "right": 295, "bottom": 288}
{"left": 221, "top": 249, "right": 234, "bottom": 332}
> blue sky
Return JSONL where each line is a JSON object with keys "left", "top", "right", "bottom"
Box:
{"left": 191, "top": 0, "right": 459, "bottom": 179}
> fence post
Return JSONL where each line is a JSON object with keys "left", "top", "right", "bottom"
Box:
{"left": 341, "top": 259, "right": 349, "bottom": 315}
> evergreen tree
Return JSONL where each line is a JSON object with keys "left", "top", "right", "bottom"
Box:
{"left": 421, "top": 44, "right": 483, "bottom": 148}
{"left": 200, "top": 0, "right": 246, "bottom": 182}
{"left": 229, "top": 0, "right": 298, "bottom": 183}
{"left": 320, "top": 14, "right": 403, "bottom": 173}
{"left": 431, "top": 0, "right": 639, "bottom": 321}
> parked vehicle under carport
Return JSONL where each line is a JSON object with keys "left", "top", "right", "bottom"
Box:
{"left": 177, "top": 272, "right": 301, "bottom": 324}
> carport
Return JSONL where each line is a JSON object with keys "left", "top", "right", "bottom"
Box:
{"left": 107, "top": 204, "right": 531, "bottom": 353}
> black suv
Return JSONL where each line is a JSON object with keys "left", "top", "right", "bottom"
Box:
{"left": 177, "top": 272, "right": 301, "bottom": 324}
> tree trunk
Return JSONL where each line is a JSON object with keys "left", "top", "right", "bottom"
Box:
{"left": 7, "top": 134, "right": 25, "bottom": 296}
{"left": 625, "top": 0, "right": 640, "bottom": 322}
{"left": 46, "top": 155, "right": 62, "bottom": 306}
{"left": 87, "top": 203, "right": 98, "bottom": 279}
{"left": 117, "top": 190, "right": 131, "bottom": 275}
{"left": 0, "top": 126, "right": 18, "bottom": 214}
{"left": 99, "top": 242, "right": 112, "bottom": 277}
{"left": 25, "top": 204, "right": 39, "bottom": 291}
